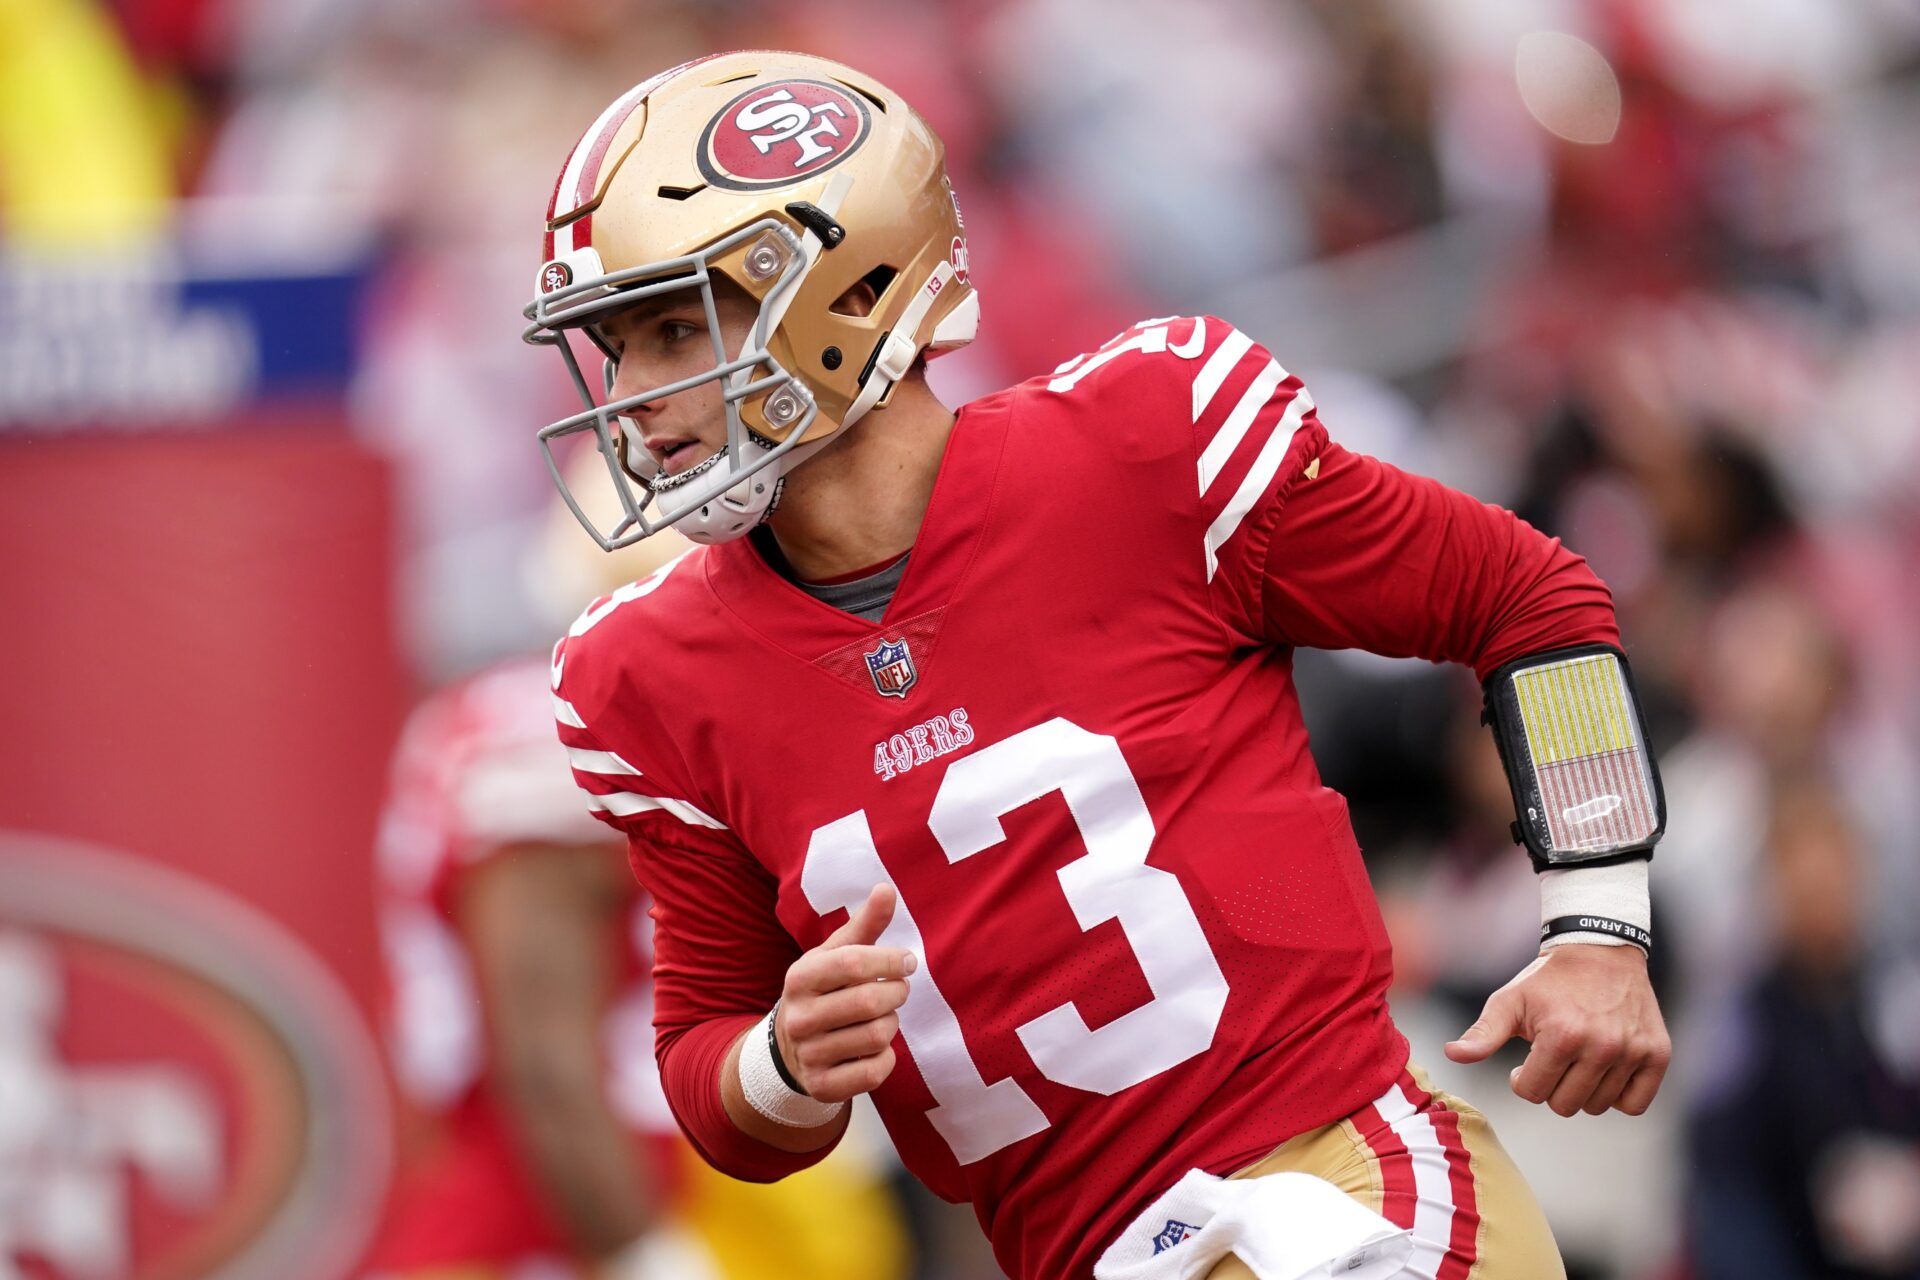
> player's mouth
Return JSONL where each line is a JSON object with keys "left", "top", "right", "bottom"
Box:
{"left": 649, "top": 437, "right": 714, "bottom": 478}
{"left": 646, "top": 436, "right": 727, "bottom": 490}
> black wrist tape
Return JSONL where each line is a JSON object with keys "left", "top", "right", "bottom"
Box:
{"left": 766, "top": 999, "right": 811, "bottom": 1096}
{"left": 1541, "top": 914, "right": 1652, "bottom": 953}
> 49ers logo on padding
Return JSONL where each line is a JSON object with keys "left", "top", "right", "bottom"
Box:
{"left": 699, "top": 79, "right": 871, "bottom": 191}
{"left": 0, "top": 834, "right": 390, "bottom": 1280}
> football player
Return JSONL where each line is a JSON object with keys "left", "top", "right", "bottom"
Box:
{"left": 525, "top": 51, "right": 1670, "bottom": 1280}
{"left": 366, "top": 513, "right": 908, "bottom": 1279}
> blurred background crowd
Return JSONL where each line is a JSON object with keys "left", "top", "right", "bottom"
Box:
{"left": 3, "top": 0, "right": 1918, "bottom": 1277}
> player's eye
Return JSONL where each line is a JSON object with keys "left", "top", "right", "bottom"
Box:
{"left": 661, "top": 319, "right": 700, "bottom": 344}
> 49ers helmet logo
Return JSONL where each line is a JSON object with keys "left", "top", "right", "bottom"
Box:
{"left": 698, "top": 79, "right": 872, "bottom": 191}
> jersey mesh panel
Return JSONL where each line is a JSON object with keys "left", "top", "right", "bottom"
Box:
{"left": 811, "top": 608, "right": 947, "bottom": 694}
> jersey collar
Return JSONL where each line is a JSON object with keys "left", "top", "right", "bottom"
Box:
{"left": 703, "top": 389, "right": 1014, "bottom": 665}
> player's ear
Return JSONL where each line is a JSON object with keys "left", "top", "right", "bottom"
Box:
{"left": 830, "top": 278, "right": 879, "bottom": 319}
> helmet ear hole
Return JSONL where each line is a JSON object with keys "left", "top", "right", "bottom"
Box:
{"left": 829, "top": 265, "right": 897, "bottom": 317}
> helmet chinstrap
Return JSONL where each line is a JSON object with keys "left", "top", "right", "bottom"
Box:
{"left": 648, "top": 448, "right": 728, "bottom": 492}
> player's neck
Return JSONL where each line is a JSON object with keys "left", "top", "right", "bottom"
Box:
{"left": 763, "top": 375, "right": 955, "bottom": 582}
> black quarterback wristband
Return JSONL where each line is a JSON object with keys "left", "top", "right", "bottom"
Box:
{"left": 1541, "top": 915, "right": 1652, "bottom": 954}
{"left": 766, "top": 999, "right": 811, "bottom": 1096}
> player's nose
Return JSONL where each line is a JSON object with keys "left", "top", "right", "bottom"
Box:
{"left": 608, "top": 358, "right": 663, "bottom": 414}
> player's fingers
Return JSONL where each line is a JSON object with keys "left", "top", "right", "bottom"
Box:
{"left": 794, "top": 1013, "right": 901, "bottom": 1073}
{"left": 1444, "top": 989, "right": 1522, "bottom": 1064}
{"left": 789, "top": 943, "right": 917, "bottom": 995}
{"left": 783, "top": 977, "right": 910, "bottom": 1039}
{"left": 1581, "top": 1058, "right": 1640, "bottom": 1117}
{"left": 808, "top": 1045, "right": 898, "bottom": 1103}
{"left": 1508, "top": 1023, "right": 1580, "bottom": 1105}
{"left": 1615, "top": 1054, "right": 1671, "bottom": 1116}
{"left": 822, "top": 884, "right": 897, "bottom": 950}
{"left": 1544, "top": 1052, "right": 1613, "bottom": 1118}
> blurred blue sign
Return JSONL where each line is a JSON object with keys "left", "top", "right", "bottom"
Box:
{"left": 0, "top": 250, "right": 374, "bottom": 431}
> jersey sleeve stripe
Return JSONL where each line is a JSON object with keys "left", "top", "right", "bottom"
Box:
{"left": 1197, "top": 359, "right": 1290, "bottom": 494}
{"left": 566, "top": 747, "right": 644, "bottom": 776}
{"left": 552, "top": 693, "right": 588, "bottom": 730}
{"left": 1203, "top": 389, "right": 1315, "bottom": 580}
{"left": 582, "top": 788, "right": 728, "bottom": 830}
{"left": 1190, "top": 327, "right": 1255, "bottom": 423}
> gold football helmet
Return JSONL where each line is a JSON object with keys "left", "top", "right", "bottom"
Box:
{"left": 523, "top": 51, "right": 978, "bottom": 547}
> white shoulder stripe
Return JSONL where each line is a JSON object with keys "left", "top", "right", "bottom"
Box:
{"left": 1203, "top": 389, "right": 1314, "bottom": 580}
{"left": 585, "top": 790, "right": 727, "bottom": 830}
{"left": 552, "top": 694, "right": 587, "bottom": 729}
{"left": 567, "top": 747, "right": 642, "bottom": 776}
{"left": 1191, "top": 328, "right": 1254, "bottom": 423}
{"left": 1197, "top": 359, "right": 1289, "bottom": 494}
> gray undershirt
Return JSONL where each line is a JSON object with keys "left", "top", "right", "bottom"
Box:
{"left": 796, "top": 554, "right": 908, "bottom": 623}
{"left": 753, "top": 528, "right": 908, "bottom": 623}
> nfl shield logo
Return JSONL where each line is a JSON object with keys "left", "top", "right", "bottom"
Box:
{"left": 864, "top": 637, "right": 917, "bottom": 699}
{"left": 1152, "top": 1220, "right": 1199, "bottom": 1254}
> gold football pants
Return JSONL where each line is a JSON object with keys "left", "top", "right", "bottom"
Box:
{"left": 1205, "top": 1064, "right": 1564, "bottom": 1280}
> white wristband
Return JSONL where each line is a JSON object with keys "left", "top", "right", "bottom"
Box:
{"left": 1540, "top": 859, "right": 1651, "bottom": 950}
{"left": 737, "top": 1007, "right": 846, "bottom": 1128}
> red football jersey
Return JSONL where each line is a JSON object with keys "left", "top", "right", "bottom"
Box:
{"left": 551, "top": 317, "right": 1617, "bottom": 1279}
{"left": 370, "top": 657, "right": 677, "bottom": 1270}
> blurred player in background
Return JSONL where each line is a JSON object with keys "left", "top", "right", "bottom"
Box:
{"left": 365, "top": 459, "right": 908, "bottom": 1280}
{"left": 529, "top": 52, "right": 1670, "bottom": 1280}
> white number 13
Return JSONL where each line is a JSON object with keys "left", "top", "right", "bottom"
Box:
{"left": 802, "top": 717, "right": 1230, "bottom": 1164}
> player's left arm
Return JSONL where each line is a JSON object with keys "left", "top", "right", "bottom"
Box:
{"left": 1244, "top": 437, "right": 1670, "bottom": 1117}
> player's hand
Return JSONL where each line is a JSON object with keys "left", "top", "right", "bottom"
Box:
{"left": 775, "top": 883, "right": 916, "bottom": 1104}
{"left": 1442, "top": 944, "right": 1671, "bottom": 1117}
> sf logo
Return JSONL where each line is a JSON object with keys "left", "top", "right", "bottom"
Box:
{"left": 734, "top": 89, "right": 849, "bottom": 170}
{"left": 541, "top": 261, "right": 572, "bottom": 294}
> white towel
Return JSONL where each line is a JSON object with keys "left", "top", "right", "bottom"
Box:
{"left": 1094, "top": 1168, "right": 1412, "bottom": 1280}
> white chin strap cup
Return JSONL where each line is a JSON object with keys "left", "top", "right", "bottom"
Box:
{"left": 929, "top": 288, "right": 980, "bottom": 350}
{"left": 666, "top": 436, "right": 825, "bottom": 545}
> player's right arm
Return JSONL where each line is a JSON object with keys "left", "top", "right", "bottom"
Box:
{"left": 552, "top": 564, "right": 919, "bottom": 1173}
{"left": 720, "top": 883, "right": 915, "bottom": 1150}
{"left": 617, "top": 816, "right": 915, "bottom": 1170}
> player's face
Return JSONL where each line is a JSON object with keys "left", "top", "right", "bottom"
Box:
{"left": 598, "top": 276, "right": 761, "bottom": 481}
